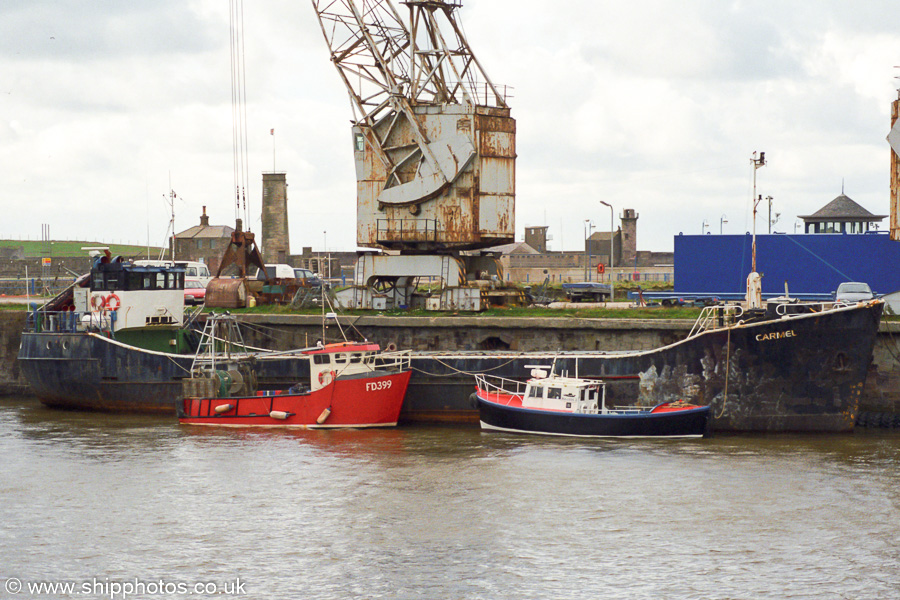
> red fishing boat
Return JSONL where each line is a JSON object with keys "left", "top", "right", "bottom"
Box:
{"left": 177, "top": 314, "right": 411, "bottom": 428}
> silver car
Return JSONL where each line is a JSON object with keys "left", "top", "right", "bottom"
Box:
{"left": 834, "top": 282, "right": 875, "bottom": 303}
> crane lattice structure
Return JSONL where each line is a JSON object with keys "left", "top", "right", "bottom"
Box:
{"left": 313, "top": 0, "right": 510, "bottom": 208}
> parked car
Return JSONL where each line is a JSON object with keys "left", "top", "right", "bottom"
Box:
{"left": 293, "top": 268, "right": 322, "bottom": 287}
{"left": 834, "top": 282, "right": 875, "bottom": 303}
{"left": 184, "top": 280, "right": 207, "bottom": 305}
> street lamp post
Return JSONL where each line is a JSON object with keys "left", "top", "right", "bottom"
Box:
{"left": 720, "top": 214, "right": 728, "bottom": 234}
{"left": 599, "top": 200, "right": 614, "bottom": 298}
{"left": 584, "top": 219, "right": 594, "bottom": 281}
{"left": 702, "top": 219, "right": 709, "bottom": 235}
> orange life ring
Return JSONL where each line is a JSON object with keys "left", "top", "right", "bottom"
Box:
{"left": 596, "top": 263, "right": 606, "bottom": 274}
{"left": 105, "top": 293, "right": 121, "bottom": 312}
{"left": 318, "top": 370, "right": 335, "bottom": 386}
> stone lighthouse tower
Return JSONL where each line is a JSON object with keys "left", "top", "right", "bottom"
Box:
{"left": 261, "top": 172, "right": 289, "bottom": 264}
{"left": 619, "top": 208, "right": 638, "bottom": 267}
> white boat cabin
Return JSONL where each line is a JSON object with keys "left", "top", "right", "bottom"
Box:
{"left": 522, "top": 369, "right": 605, "bottom": 414}
{"left": 78, "top": 256, "right": 185, "bottom": 333}
{"left": 307, "top": 341, "right": 385, "bottom": 392}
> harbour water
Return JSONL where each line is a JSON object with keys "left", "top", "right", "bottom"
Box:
{"left": 2, "top": 394, "right": 899, "bottom": 599}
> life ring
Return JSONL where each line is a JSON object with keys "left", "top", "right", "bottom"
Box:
{"left": 105, "top": 293, "right": 121, "bottom": 312}
{"left": 318, "top": 370, "right": 335, "bottom": 386}
{"left": 90, "top": 294, "right": 106, "bottom": 311}
{"left": 596, "top": 263, "right": 605, "bottom": 274}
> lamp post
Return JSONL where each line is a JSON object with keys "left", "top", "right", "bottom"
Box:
{"left": 720, "top": 214, "right": 728, "bottom": 234}
{"left": 599, "top": 200, "right": 614, "bottom": 298}
{"left": 702, "top": 219, "right": 709, "bottom": 235}
{"left": 584, "top": 219, "right": 594, "bottom": 281}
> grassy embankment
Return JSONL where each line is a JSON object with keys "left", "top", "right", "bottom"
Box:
{"left": 0, "top": 239, "right": 162, "bottom": 258}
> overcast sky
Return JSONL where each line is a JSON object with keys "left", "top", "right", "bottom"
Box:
{"left": 3, "top": 0, "right": 900, "bottom": 255}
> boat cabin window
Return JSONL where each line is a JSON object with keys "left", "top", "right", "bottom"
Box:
{"left": 334, "top": 354, "right": 347, "bottom": 364}
{"left": 94, "top": 267, "right": 184, "bottom": 292}
{"left": 313, "top": 354, "right": 331, "bottom": 365}
{"left": 528, "top": 386, "right": 543, "bottom": 398}
{"left": 350, "top": 353, "right": 362, "bottom": 363}
{"left": 547, "top": 387, "right": 562, "bottom": 400}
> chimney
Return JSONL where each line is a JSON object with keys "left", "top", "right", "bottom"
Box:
{"left": 200, "top": 206, "right": 209, "bottom": 227}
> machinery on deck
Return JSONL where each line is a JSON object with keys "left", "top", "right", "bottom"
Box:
{"left": 312, "top": 0, "right": 521, "bottom": 310}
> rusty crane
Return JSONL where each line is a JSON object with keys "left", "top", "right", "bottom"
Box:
{"left": 312, "top": 0, "right": 520, "bottom": 310}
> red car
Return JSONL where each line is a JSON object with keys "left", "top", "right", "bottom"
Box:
{"left": 184, "top": 280, "right": 207, "bottom": 306}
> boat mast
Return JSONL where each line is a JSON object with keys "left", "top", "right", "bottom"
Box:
{"left": 747, "top": 151, "right": 766, "bottom": 308}
{"left": 750, "top": 151, "right": 766, "bottom": 273}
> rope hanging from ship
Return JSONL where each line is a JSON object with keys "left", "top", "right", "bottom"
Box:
{"left": 409, "top": 352, "right": 534, "bottom": 378}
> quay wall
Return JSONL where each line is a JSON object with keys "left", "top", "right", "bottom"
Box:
{"left": 0, "top": 312, "right": 28, "bottom": 394}
{"left": 2, "top": 311, "right": 899, "bottom": 414}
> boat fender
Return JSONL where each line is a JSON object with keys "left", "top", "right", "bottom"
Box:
{"left": 214, "top": 403, "right": 234, "bottom": 414}
{"left": 318, "top": 370, "right": 335, "bottom": 386}
{"left": 469, "top": 392, "right": 479, "bottom": 408}
{"left": 269, "top": 410, "right": 290, "bottom": 420}
{"left": 317, "top": 407, "right": 332, "bottom": 424}
{"left": 106, "top": 293, "right": 121, "bottom": 312}
{"left": 385, "top": 342, "right": 398, "bottom": 352}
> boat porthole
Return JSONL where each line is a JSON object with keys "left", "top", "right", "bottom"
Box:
{"left": 45, "top": 341, "right": 52, "bottom": 350}
{"left": 62, "top": 341, "right": 69, "bottom": 351}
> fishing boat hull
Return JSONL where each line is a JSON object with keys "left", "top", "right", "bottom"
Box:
{"left": 475, "top": 394, "right": 711, "bottom": 438}
{"left": 177, "top": 370, "right": 411, "bottom": 428}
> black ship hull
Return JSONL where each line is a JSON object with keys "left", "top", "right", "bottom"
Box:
{"left": 476, "top": 397, "right": 711, "bottom": 438}
{"left": 18, "top": 301, "right": 883, "bottom": 432}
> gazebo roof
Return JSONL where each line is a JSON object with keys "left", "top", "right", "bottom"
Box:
{"left": 799, "top": 194, "right": 886, "bottom": 221}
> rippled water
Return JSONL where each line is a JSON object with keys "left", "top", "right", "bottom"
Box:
{"left": 2, "top": 395, "right": 899, "bottom": 599}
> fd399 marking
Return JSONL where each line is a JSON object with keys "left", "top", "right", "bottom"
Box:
{"left": 366, "top": 380, "right": 392, "bottom": 392}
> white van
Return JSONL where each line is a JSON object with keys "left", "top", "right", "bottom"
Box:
{"left": 134, "top": 260, "right": 212, "bottom": 286}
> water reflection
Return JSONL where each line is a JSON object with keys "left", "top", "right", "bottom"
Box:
{"left": 2, "top": 395, "right": 900, "bottom": 599}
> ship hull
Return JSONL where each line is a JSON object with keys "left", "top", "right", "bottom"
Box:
{"left": 18, "top": 302, "right": 883, "bottom": 432}
{"left": 476, "top": 395, "right": 711, "bottom": 438}
{"left": 178, "top": 371, "right": 411, "bottom": 428}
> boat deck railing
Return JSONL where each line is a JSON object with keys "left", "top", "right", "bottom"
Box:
{"left": 374, "top": 350, "right": 412, "bottom": 372}
{"left": 688, "top": 304, "right": 744, "bottom": 337}
{"left": 474, "top": 373, "right": 528, "bottom": 403}
{"left": 24, "top": 308, "right": 114, "bottom": 335}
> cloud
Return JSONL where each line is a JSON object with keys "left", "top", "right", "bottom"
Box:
{"left": 1, "top": 0, "right": 900, "bottom": 254}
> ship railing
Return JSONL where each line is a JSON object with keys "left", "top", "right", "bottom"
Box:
{"left": 374, "top": 349, "right": 411, "bottom": 372}
{"left": 25, "top": 308, "right": 114, "bottom": 335}
{"left": 474, "top": 373, "right": 528, "bottom": 404}
{"left": 688, "top": 303, "right": 744, "bottom": 338}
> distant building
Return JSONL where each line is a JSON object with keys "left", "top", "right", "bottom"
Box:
{"left": 524, "top": 226, "right": 549, "bottom": 253}
{"left": 261, "top": 173, "right": 290, "bottom": 263}
{"left": 172, "top": 207, "right": 234, "bottom": 274}
{"left": 799, "top": 193, "right": 887, "bottom": 234}
{"left": 494, "top": 209, "right": 673, "bottom": 284}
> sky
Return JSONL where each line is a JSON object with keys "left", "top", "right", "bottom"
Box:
{"left": 3, "top": 0, "right": 900, "bottom": 254}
